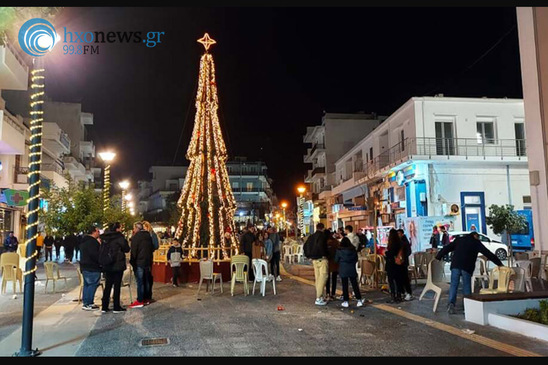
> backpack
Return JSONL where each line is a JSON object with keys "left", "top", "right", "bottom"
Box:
{"left": 98, "top": 237, "right": 115, "bottom": 267}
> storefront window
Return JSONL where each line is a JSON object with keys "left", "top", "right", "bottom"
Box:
{"left": 0, "top": 209, "right": 14, "bottom": 243}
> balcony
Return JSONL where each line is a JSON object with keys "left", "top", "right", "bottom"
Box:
{"left": 80, "top": 140, "right": 95, "bottom": 158}
{"left": 63, "top": 156, "right": 86, "bottom": 177}
{"left": 43, "top": 122, "right": 71, "bottom": 156}
{"left": 305, "top": 166, "right": 326, "bottom": 183}
{"left": 14, "top": 166, "right": 28, "bottom": 184}
{"left": 81, "top": 112, "right": 93, "bottom": 125}
{"left": 0, "top": 109, "right": 25, "bottom": 154}
{"left": 0, "top": 40, "right": 29, "bottom": 91}
{"left": 304, "top": 143, "right": 326, "bottom": 162}
{"left": 42, "top": 162, "right": 68, "bottom": 188}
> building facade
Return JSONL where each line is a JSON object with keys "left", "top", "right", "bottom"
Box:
{"left": 137, "top": 158, "right": 275, "bottom": 226}
{"left": 303, "top": 112, "right": 386, "bottom": 235}
{"left": 327, "top": 96, "right": 530, "bottom": 245}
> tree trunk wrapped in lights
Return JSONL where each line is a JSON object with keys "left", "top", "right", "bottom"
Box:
{"left": 175, "top": 33, "right": 238, "bottom": 260}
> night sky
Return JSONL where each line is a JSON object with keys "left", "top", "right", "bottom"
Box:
{"left": 41, "top": 7, "right": 523, "bottom": 206}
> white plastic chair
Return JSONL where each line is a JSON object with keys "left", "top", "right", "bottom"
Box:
{"left": 230, "top": 255, "right": 249, "bottom": 296}
{"left": 530, "top": 257, "right": 545, "bottom": 290}
{"left": 480, "top": 266, "right": 515, "bottom": 294}
{"left": 121, "top": 267, "right": 134, "bottom": 303}
{"left": 515, "top": 260, "right": 533, "bottom": 292}
{"left": 252, "top": 259, "right": 276, "bottom": 296}
{"left": 419, "top": 259, "right": 448, "bottom": 312}
{"left": 1, "top": 264, "right": 20, "bottom": 294}
{"left": 471, "top": 258, "right": 489, "bottom": 292}
{"left": 294, "top": 245, "right": 304, "bottom": 264}
{"left": 510, "top": 266, "right": 526, "bottom": 292}
{"left": 197, "top": 259, "right": 223, "bottom": 295}
{"left": 44, "top": 261, "right": 67, "bottom": 293}
{"left": 283, "top": 245, "right": 292, "bottom": 264}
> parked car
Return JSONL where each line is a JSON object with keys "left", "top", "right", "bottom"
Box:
{"left": 448, "top": 231, "right": 508, "bottom": 260}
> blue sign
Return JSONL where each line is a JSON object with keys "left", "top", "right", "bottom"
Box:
{"left": 466, "top": 213, "right": 480, "bottom": 232}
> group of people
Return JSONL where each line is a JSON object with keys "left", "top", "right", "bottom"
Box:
{"left": 239, "top": 224, "right": 282, "bottom": 282}
{"left": 304, "top": 223, "right": 368, "bottom": 307}
{"left": 79, "top": 220, "right": 160, "bottom": 312}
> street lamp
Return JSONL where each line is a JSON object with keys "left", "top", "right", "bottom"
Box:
{"left": 281, "top": 201, "right": 288, "bottom": 239}
{"left": 98, "top": 151, "right": 116, "bottom": 229}
{"left": 118, "top": 180, "right": 130, "bottom": 211}
{"left": 297, "top": 185, "right": 306, "bottom": 238}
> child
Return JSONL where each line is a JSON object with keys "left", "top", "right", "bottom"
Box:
{"left": 335, "top": 236, "right": 365, "bottom": 308}
{"left": 167, "top": 239, "right": 183, "bottom": 287}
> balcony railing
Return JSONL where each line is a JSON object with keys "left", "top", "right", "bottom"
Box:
{"left": 310, "top": 143, "right": 325, "bottom": 156}
{"left": 361, "top": 137, "right": 528, "bottom": 181}
{"left": 3, "top": 109, "right": 25, "bottom": 135}
{"left": 42, "top": 163, "right": 64, "bottom": 175}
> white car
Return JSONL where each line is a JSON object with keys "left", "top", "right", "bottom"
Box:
{"left": 448, "top": 231, "right": 508, "bottom": 260}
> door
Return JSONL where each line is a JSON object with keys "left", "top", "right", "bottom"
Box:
{"left": 460, "top": 192, "right": 486, "bottom": 234}
{"left": 515, "top": 123, "right": 526, "bottom": 157}
{"left": 435, "top": 121, "right": 455, "bottom": 155}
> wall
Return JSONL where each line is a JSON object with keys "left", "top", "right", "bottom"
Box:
{"left": 43, "top": 102, "right": 84, "bottom": 159}
{"left": 517, "top": 7, "right": 548, "bottom": 254}
{"left": 426, "top": 162, "right": 531, "bottom": 238}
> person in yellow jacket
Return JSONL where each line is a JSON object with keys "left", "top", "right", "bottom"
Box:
{"left": 36, "top": 232, "right": 44, "bottom": 261}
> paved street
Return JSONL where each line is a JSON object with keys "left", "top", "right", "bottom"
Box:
{"left": 1, "top": 261, "right": 547, "bottom": 356}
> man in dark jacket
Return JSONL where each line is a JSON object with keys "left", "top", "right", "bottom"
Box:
{"left": 240, "top": 224, "right": 256, "bottom": 281}
{"left": 64, "top": 233, "right": 77, "bottom": 263}
{"left": 79, "top": 226, "right": 101, "bottom": 311}
{"left": 268, "top": 226, "right": 282, "bottom": 282}
{"left": 436, "top": 232, "right": 504, "bottom": 314}
{"left": 130, "top": 222, "right": 154, "bottom": 308}
{"left": 304, "top": 222, "right": 328, "bottom": 306}
{"left": 100, "top": 222, "right": 130, "bottom": 313}
{"left": 3, "top": 231, "right": 18, "bottom": 252}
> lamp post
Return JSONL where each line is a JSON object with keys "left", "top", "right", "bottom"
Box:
{"left": 281, "top": 201, "right": 288, "bottom": 239}
{"left": 17, "top": 59, "right": 45, "bottom": 357}
{"left": 118, "top": 180, "right": 130, "bottom": 212}
{"left": 297, "top": 185, "right": 306, "bottom": 238}
{"left": 98, "top": 151, "right": 116, "bottom": 229}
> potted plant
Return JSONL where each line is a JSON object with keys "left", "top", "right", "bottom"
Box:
{"left": 485, "top": 204, "right": 527, "bottom": 267}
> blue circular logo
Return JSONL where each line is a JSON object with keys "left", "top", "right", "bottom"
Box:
{"left": 18, "top": 18, "right": 57, "bottom": 57}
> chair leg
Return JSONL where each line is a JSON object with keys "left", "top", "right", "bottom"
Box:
{"left": 44, "top": 279, "right": 48, "bottom": 293}
{"left": 433, "top": 286, "right": 442, "bottom": 313}
{"left": 252, "top": 278, "right": 257, "bottom": 295}
{"left": 262, "top": 279, "right": 266, "bottom": 296}
{"left": 231, "top": 276, "right": 235, "bottom": 296}
{"left": 419, "top": 285, "right": 429, "bottom": 301}
{"left": 53, "top": 280, "right": 56, "bottom": 294}
{"left": 220, "top": 277, "right": 223, "bottom": 293}
{"left": 272, "top": 278, "right": 277, "bottom": 295}
{"left": 197, "top": 278, "right": 203, "bottom": 295}
{"left": 244, "top": 274, "right": 249, "bottom": 295}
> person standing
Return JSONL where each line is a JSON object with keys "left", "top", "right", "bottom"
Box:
{"left": 303, "top": 222, "right": 329, "bottom": 306}
{"left": 44, "top": 234, "right": 54, "bottom": 261}
{"left": 167, "top": 239, "right": 183, "bottom": 287}
{"left": 252, "top": 231, "right": 265, "bottom": 260}
{"left": 429, "top": 226, "right": 440, "bottom": 250}
{"left": 268, "top": 226, "right": 282, "bottom": 282}
{"left": 397, "top": 229, "right": 413, "bottom": 301}
{"left": 53, "top": 235, "right": 62, "bottom": 261}
{"left": 75, "top": 233, "right": 83, "bottom": 262}
{"left": 264, "top": 231, "right": 274, "bottom": 280}
{"left": 100, "top": 222, "right": 130, "bottom": 313}
{"left": 326, "top": 229, "right": 340, "bottom": 301}
{"left": 240, "top": 224, "right": 256, "bottom": 281}
{"left": 36, "top": 232, "right": 44, "bottom": 261}
{"left": 335, "top": 236, "right": 365, "bottom": 308}
{"left": 345, "top": 225, "right": 360, "bottom": 251}
{"left": 129, "top": 222, "right": 154, "bottom": 308}
{"left": 436, "top": 232, "right": 503, "bottom": 314}
{"left": 385, "top": 228, "right": 404, "bottom": 303}
{"left": 64, "top": 233, "right": 77, "bottom": 263}
{"left": 79, "top": 226, "right": 102, "bottom": 311}
{"left": 3, "top": 231, "right": 18, "bottom": 252}
{"left": 142, "top": 221, "right": 159, "bottom": 251}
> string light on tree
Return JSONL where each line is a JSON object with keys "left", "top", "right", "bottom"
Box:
{"left": 175, "top": 33, "right": 238, "bottom": 260}
{"left": 98, "top": 151, "right": 115, "bottom": 229}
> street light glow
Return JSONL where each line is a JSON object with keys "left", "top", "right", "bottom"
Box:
{"left": 118, "top": 180, "right": 130, "bottom": 190}
{"left": 281, "top": 201, "right": 288, "bottom": 208}
{"left": 124, "top": 193, "right": 133, "bottom": 201}
{"left": 98, "top": 151, "right": 116, "bottom": 162}
{"left": 297, "top": 185, "right": 306, "bottom": 194}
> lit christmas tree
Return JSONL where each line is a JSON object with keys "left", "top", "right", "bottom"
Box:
{"left": 175, "top": 33, "right": 238, "bottom": 260}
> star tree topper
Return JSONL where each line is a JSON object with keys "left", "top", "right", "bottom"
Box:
{"left": 197, "top": 33, "right": 216, "bottom": 51}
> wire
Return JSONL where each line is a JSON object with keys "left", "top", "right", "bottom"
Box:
{"left": 172, "top": 77, "right": 199, "bottom": 166}
{"left": 423, "top": 24, "right": 517, "bottom": 96}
